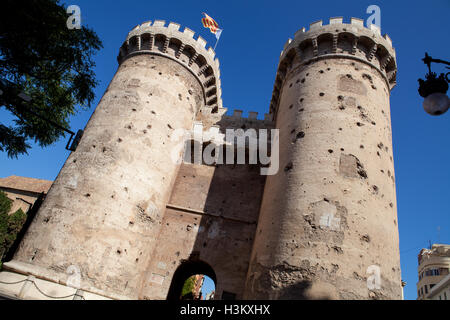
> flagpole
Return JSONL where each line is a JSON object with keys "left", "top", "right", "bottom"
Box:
{"left": 213, "top": 29, "right": 222, "bottom": 51}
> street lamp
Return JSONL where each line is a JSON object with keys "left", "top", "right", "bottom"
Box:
{"left": 418, "top": 53, "right": 450, "bottom": 116}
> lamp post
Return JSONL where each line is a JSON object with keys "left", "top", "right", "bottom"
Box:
{"left": 418, "top": 53, "right": 450, "bottom": 116}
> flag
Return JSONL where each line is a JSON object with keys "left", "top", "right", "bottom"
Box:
{"left": 215, "top": 28, "right": 222, "bottom": 40}
{"left": 201, "top": 13, "right": 223, "bottom": 51}
{"left": 202, "top": 13, "right": 221, "bottom": 35}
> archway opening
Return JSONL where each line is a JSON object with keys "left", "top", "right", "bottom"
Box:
{"left": 167, "top": 260, "right": 217, "bottom": 300}
{"left": 180, "top": 274, "right": 216, "bottom": 300}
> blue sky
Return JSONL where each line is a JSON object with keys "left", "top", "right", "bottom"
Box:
{"left": 0, "top": 0, "right": 449, "bottom": 300}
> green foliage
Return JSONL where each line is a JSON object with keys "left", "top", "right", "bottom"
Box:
{"left": 0, "top": 191, "right": 27, "bottom": 262}
{"left": 0, "top": 0, "right": 103, "bottom": 157}
{"left": 0, "top": 190, "right": 12, "bottom": 215}
{"left": 181, "top": 276, "right": 196, "bottom": 298}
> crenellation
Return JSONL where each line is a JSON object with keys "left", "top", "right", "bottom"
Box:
{"left": 272, "top": 16, "right": 398, "bottom": 119}
{"left": 185, "top": 117, "right": 274, "bottom": 159}
{"left": 168, "top": 22, "right": 180, "bottom": 31}
{"left": 350, "top": 17, "right": 364, "bottom": 27}
{"left": 383, "top": 34, "right": 392, "bottom": 47}
{"left": 196, "top": 36, "right": 207, "bottom": 48}
{"left": 190, "top": 106, "right": 274, "bottom": 144}
{"left": 233, "top": 110, "right": 243, "bottom": 118}
{"left": 214, "top": 111, "right": 275, "bottom": 132}
{"left": 264, "top": 113, "right": 273, "bottom": 123}
{"left": 117, "top": 20, "right": 224, "bottom": 112}
{"left": 183, "top": 27, "right": 195, "bottom": 38}
{"left": 216, "top": 85, "right": 222, "bottom": 99}
{"left": 248, "top": 111, "right": 258, "bottom": 120}
{"left": 330, "top": 17, "right": 343, "bottom": 24}
{"left": 309, "top": 20, "right": 323, "bottom": 30}
{"left": 207, "top": 47, "right": 215, "bottom": 59}
{"left": 293, "top": 27, "right": 306, "bottom": 41}
{"left": 369, "top": 23, "right": 381, "bottom": 35}
{"left": 283, "top": 39, "right": 292, "bottom": 51}
{"left": 287, "top": 16, "right": 394, "bottom": 54}
{"left": 153, "top": 20, "right": 165, "bottom": 27}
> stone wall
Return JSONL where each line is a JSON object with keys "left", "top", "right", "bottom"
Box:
{"left": 139, "top": 162, "right": 265, "bottom": 299}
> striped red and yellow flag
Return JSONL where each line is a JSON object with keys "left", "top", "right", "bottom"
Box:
{"left": 202, "top": 13, "right": 219, "bottom": 34}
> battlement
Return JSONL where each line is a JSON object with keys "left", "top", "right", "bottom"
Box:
{"left": 195, "top": 106, "right": 274, "bottom": 132}
{"left": 281, "top": 17, "right": 395, "bottom": 56}
{"left": 184, "top": 115, "right": 276, "bottom": 166}
{"left": 118, "top": 20, "right": 222, "bottom": 113}
{"left": 269, "top": 17, "right": 398, "bottom": 116}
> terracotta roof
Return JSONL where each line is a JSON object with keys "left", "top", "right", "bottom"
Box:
{"left": 0, "top": 175, "right": 53, "bottom": 194}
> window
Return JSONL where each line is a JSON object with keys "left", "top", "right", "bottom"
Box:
{"left": 425, "top": 285, "right": 428, "bottom": 294}
{"left": 423, "top": 268, "right": 440, "bottom": 277}
{"left": 430, "top": 284, "right": 435, "bottom": 289}
{"left": 445, "top": 292, "right": 448, "bottom": 300}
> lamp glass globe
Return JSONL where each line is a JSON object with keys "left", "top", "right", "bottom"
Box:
{"left": 423, "top": 92, "right": 450, "bottom": 116}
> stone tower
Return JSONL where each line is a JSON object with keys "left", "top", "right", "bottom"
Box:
{"left": 0, "top": 18, "right": 402, "bottom": 300}
{"left": 1, "top": 20, "right": 223, "bottom": 299}
{"left": 243, "top": 17, "right": 400, "bottom": 299}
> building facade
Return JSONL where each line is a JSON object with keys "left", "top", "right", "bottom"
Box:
{"left": 0, "top": 17, "right": 402, "bottom": 300}
{"left": 192, "top": 274, "right": 204, "bottom": 300}
{"left": 417, "top": 244, "right": 450, "bottom": 300}
{"left": 427, "top": 274, "right": 450, "bottom": 301}
{"left": 0, "top": 176, "right": 52, "bottom": 215}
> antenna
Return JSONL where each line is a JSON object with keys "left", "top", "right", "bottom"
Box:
{"left": 437, "top": 226, "right": 441, "bottom": 243}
